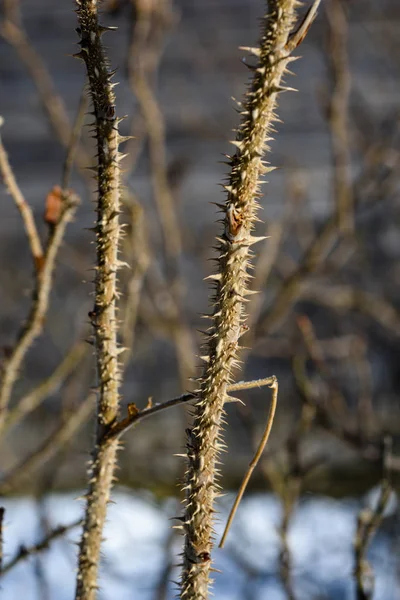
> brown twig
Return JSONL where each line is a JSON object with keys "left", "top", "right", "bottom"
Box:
{"left": 1, "top": 518, "right": 83, "bottom": 577}
{"left": 179, "top": 3, "right": 320, "bottom": 596}
{"left": 219, "top": 376, "right": 278, "bottom": 548}
{"left": 62, "top": 86, "right": 88, "bottom": 192}
{"left": 0, "top": 5, "right": 90, "bottom": 173}
{"left": 127, "top": 0, "right": 182, "bottom": 277}
{"left": 73, "top": 2, "right": 125, "bottom": 598}
{"left": 120, "top": 202, "right": 150, "bottom": 363}
{"left": 0, "top": 507, "right": 4, "bottom": 574}
{"left": 326, "top": 0, "right": 353, "bottom": 233}
{"left": 3, "top": 341, "right": 87, "bottom": 432}
{"left": 123, "top": 0, "right": 175, "bottom": 178}
{"left": 0, "top": 393, "right": 94, "bottom": 495}
{"left": 0, "top": 193, "right": 79, "bottom": 434}
{"left": 301, "top": 284, "right": 400, "bottom": 336}
{"left": 109, "top": 376, "right": 278, "bottom": 441}
{"left": 354, "top": 438, "right": 394, "bottom": 600}
{"left": 258, "top": 217, "right": 338, "bottom": 335}
{"left": 0, "top": 117, "right": 43, "bottom": 272}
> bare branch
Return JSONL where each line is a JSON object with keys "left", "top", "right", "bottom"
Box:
{"left": 0, "top": 507, "right": 4, "bottom": 574}
{"left": 109, "top": 377, "right": 278, "bottom": 440}
{"left": 179, "top": 2, "right": 320, "bottom": 596}
{"left": 219, "top": 376, "right": 278, "bottom": 548}
{"left": 4, "top": 341, "right": 87, "bottom": 432}
{"left": 326, "top": 0, "right": 354, "bottom": 233}
{"left": 354, "top": 438, "right": 394, "bottom": 600}
{"left": 1, "top": 518, "right": 82, "bottom": 577}
{"left": 0, "top": 193, "right": 79, "bottom": 433}
{"left": 0, "top": 393, "right": 94, "bottom": 495}
{"left": 0, "top": 117, "right": 43, "bottom": 271}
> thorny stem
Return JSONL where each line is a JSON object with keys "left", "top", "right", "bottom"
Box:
{"left": 354, "top": 437, "right": 393, "bottom": 600}
{"left": 73, "top": 2, "right": 123, "bottom": 599}
{"left": 326, "top": 0, "right": 353, "bottom": 234}
{"left": 179, "top": 2, "right": 320, "bottom": 599}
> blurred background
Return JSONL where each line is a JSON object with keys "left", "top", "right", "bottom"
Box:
{"left": 0, "top": 0, "right": 399, "bottom": 598}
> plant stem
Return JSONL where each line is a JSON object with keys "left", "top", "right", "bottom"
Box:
{"left": 73, "top": 2, "right": 123, "bottom": 599}
{"left": 179, "top": 2, "right": 319, "bottom": 598}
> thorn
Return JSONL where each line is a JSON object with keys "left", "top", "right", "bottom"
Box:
{"left": 271, "top": 85, "right": 298, "bottom": 94}
{"left": 229, "top": 140, "right": 244, "bottom": 150}
{"left": 204, "top": 273, "right": 222, "bottom": 282}
{"left": 224, "top": 396, "right": 245, "bottom": 405}
{"left": 239, "top": 46, "right": 261, "bottom": 57}
{"left": 98, "top": 24, "right": 118, "bottom": 36}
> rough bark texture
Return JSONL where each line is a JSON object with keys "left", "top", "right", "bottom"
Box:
{"left": 179, "top": 2, "right": 300, "bottom": 598}
{"left": 74, "top": 2, "right": 122, "bottom": 599}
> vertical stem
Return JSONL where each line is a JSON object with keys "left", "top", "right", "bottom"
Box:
{"left": 74, "top": 2, "right": 122, "bottom": 599}
{"left": 179, "top": 2, "right": 319, "bottom": 599}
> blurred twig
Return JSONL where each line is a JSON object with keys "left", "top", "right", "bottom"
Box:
{"left": 61, "top": 87, "right": 88, "bottom": 192}
{"left": 3, "top": 341, "right": 87, "bottom": 432}
{"left": 127, "top": 0, "right": 182, "bottom": 276}
{"left": 0, "top": 518, "right": 83, "bottom": 577}
{"left": 219, "top": 376, "right": 278, "bottom": 548}
{"left": 0, "top": 192, "right": 79, "bottom": 434}
{"left": 0, "top": 117, "right": 44, "bottom": 272}
{"left": 354, "top": 438, "right": 394, "bottom": 600}
{"left": 120, "top": 201, "right": 150, "bottom": 363}
{"left": 326, "top": 0, "right": 353, "bottom": 233}
{"left": 0, "top": 3, "right": 90, "bottom": 172}
{"left": 109, "top": 376, "right": 279, "bottom": 440}
{"left": 0, "top": 393, "right": 94, "bottom": 495}
{"left": 0, "top": 507, "right": 4, "bottom": 574}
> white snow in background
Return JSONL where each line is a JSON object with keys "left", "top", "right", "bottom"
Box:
{"left": 0, "top": 489, "right": 398, "bottom": 599}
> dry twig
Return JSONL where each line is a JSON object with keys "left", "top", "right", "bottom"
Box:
{"left": 0, "top": 117, "right": 43, "bottom": 271}
{"left": 0, "top": 191, "right": 78, "bottom": 434}
{"left": 0, "top": 393, "right": 94, "bottom": 495}
{"left": 354, "top": 438, "right": 394, "bottom": 600}
{"left": 3, "top": 341, "right": 87, "bottom": 432}
{"left": 1, "top": 518, "right": 82, "bottom": 577}
{"left": 219, "top": 376, "right": 278, "bottom": 548}
{"left": 326, "top": 0, "right": 353, "bottom": 233}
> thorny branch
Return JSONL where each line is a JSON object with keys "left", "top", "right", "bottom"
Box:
{"left": 73, "top": 2, "right": 123, "bottom": 598}
{"left": 179, "top": 2, "right": 321, "bottom": 599}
